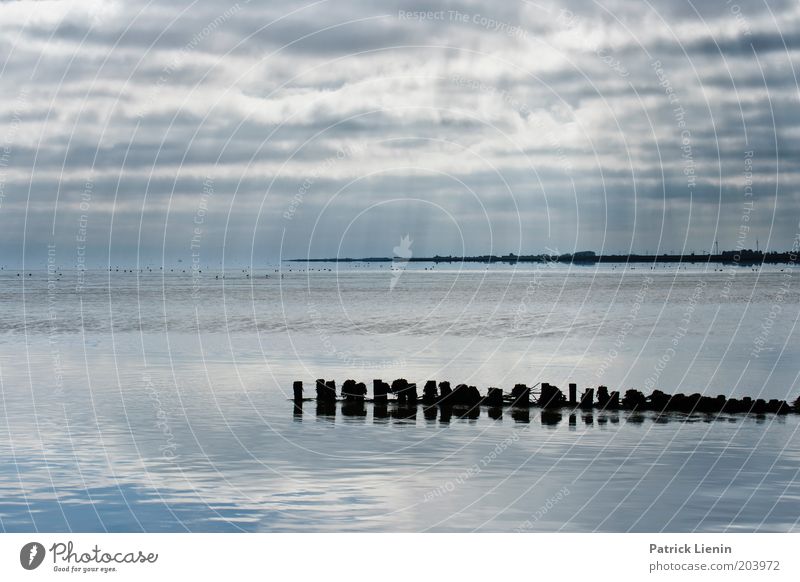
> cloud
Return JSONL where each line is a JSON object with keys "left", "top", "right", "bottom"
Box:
{"left": 1, "top": 0, "right": 799, "bottom": 265}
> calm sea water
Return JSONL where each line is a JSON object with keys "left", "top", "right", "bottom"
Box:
{"left": 1, "top": 263, "right": 799, "bottom": 532}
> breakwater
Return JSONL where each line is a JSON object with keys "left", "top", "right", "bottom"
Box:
{"left": 292, "top": 379, "right": 797, "bottom": 416}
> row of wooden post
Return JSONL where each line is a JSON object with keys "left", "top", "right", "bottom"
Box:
{"left": 293, "top": 379, "right": 619, "bottom": 409}
{"left": 293, "top": 379, "right": 794, "bottom": 414}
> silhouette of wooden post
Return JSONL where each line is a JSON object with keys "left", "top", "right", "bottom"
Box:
{"left": 374, "top": 382, "right": 389, "bottom": 420}
{"left": 511, "top": 384, "right": 530, "bottom": 406}
{"left": 342, "top": 379, "right": 357, "bottom": 400}
{"left": 316, "top": 378, "right": 328, "bottom": 402}
{"left": 439, "top": 381, "right": 452, "bottom": 403}
{"left": 540, "top": 383, "right": 564, "bottom": 408}
{"left": 540, "top": 382, "right": 551, "bottom": 407}
{"left": 325, "top": 380, "right": 337, "bottom": 401}
{"left": 597, "top": 386, "right": 610, "bottom": 408}
{"left": 315, "top": 379, "right": 335, "bottom": 416}
{"left": 769, "top": 399, "right": 790, "bottom": 414}
{"left": 623, "top": 389, "right": 646, "bottom": 410}
{"left": 407, "top": 383, "right": 418, "bottom": 404}
{"left": 301, "top": 378, "right": 800, "bottom": 418}
{"left": 392, "top": 379, "right": 409, "bottom": 404}
{"left": 467, "top": 386, "right": 481, "bottom": 406}
{"left": 486, "top": 387, "right": 503, "bottom": 406}
{"left": 423, "top": 380, "right": 438, "bottom": 404}
{"left": 374, "top": 379, "right": 389, "bottom": 404}
{"left": 452, "top": 384, "right": 469, "bottom": 405}
{"left": 742, "top": 396, "right": 754, "bottom": 412}
{"left": 355, "top": 382, "right": 367, "bottom": 403}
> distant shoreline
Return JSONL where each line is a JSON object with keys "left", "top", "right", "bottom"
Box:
{"left": 287, "top": 249, "right": 797, "bottom": 265}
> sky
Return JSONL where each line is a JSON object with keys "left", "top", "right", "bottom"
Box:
{"left": 1, "top": 0, "right": 799, "bottom": 266}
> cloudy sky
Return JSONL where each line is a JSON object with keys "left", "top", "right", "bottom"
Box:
{"left": 1, "top": 0, "right": 798, "bottom": 266}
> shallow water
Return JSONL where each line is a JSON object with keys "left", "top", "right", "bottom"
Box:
{"left": 1, "top": 264, "right": 799, "bottom": 531}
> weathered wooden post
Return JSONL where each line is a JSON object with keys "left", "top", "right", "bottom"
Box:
{"left": 407, "top": 383, "right": 418, "bottom": 404}
{"left": 342, "top": 379, "right": 357, "bottom": 401}
{"left": 486, "top": 387, "right": 503, "bottom": 406}
{"left": 423, "top": 380, "right": 438, "bottom": 404}
{"left": 742, "top": 396, "right": 754, "bottom": 412}
{"left": 714, "top": 395, "right": 727, "bottom": 413}
{"left": 373, "top": 379, "right": 388, "bottom": 403}
{"left": 769, "top": 399, "right": 789, "bottom": 414}
{"left": 597, "top": 386, "right": 610, "bottom": 408}
{"left": 467, "top": 386, "right": 481, "bottom": 406}
{"left": 325, "top": 380, "right": 337, "bottom": 401}
{"left": 580, "top": 388, "right": 594, "bottom": 409}
{"left": 438, "top": 381, "right": 452, "bottom": 403}
{"left": 623, "top": 389, "right": 646, "bottom": 410}
{"left": 292, "top": 380, "right": 303, "bottom": 417}
{"left": 355, "top": 382, "right": 367, "bottom": 403}
{"left": 540, "top": 383, "right": 565, "bottom": 408}
{"left": 316, "top": 378, "right": 327, "bottom": 401}
{"left": 511, "top": 383, "right": 530, "bottom": 406}
{"left": 649, "top": 389, "right": 669, "bottom": 410}
{"left": 315, "top": 379, "right": 335, "bottom": 416}
{"left": 569, "top": 383, "right": 577, "bottom": 405}
{"left": 392, "top": 378, "right": 409, "bottom": 404}
{"left": 540, "top": 382, "right": 550, "bottom": 404}
{"left": 451, "top": 384, "right": 467, "bottom": 405}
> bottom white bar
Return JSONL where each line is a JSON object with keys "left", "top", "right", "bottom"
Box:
{"left": 1, "top": 533, "right": 797, "bottom": 581}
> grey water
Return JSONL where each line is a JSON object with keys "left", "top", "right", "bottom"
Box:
{"left": 1, "top": 263, "right": 799, "bottom": 532}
